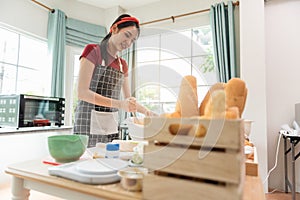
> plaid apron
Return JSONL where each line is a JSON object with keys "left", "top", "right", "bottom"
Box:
{"left": 74, "top": 61, "right": 124, "bottom": 147}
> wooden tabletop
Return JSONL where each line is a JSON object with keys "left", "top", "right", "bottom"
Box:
{"left": 5, "top": 159, "right": 265, "bottom": 200}
{"left": 5, "top": 159, "right": 141, "bottom": 200}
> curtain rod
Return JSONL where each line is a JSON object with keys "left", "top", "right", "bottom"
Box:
{"left": 31, "top": 0, "right": 239, "bottom": 26}
{"left": 31, "top": 0, "right": 54, "bottom": 13}
{"left": 140, "top": 1, "right": 239, "bottom": 26}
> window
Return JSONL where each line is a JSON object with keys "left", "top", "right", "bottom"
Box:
{"left": 64, "top": 46, "right": 82, "bottom": 126}
{"left": 135, "top": 26, "right": 217, "bottom": 115}
{"left": 0, "top": 26, "right": 51, "bottom": 96}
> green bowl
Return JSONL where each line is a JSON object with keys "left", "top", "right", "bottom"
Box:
{"left": 48, "top": 134, "right": 88, "bottom": 163}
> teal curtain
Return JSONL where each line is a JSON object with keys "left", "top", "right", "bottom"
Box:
{"left": 210, "top": 1, "right": 237, "bottom": 83}
{"left": 47, "top": 9, "right": 66, "bottom": 98}
{"left": 66, "top": 18, "right": 106, "bottom": 48}
{"left": 47, "top": 10, "right": 107, "bottom": 98}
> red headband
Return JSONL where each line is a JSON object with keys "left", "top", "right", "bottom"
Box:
{"left": 110, "top": 17, "right": 140, "bottom": 33}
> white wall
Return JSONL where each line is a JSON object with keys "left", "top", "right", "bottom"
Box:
{"left": 0, "top": 0, "right": 106, "bottom": 39}
{"left": 0, "top": 129, "right": 72, "bottom": 185}
{"left": 265, "top": 0, "right": 300, "bottom": 192}
{"left": 239, "top": 0, "right": 268, "bottom": 191}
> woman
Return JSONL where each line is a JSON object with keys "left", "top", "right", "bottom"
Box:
{"left": 74, "top": 14, "right": 153, "bottom": 147}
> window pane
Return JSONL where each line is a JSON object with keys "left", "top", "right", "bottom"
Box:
{"left": 160, "top": 58, "right": 191, "bottom": 86}
{"left": 134, "top": 62, "right": 160, "bottom": 88}
{"left": 18, "top": 36, "right": 49, "bottom": 69}
{"left": 0, "top": 26, "right": 51, "bottom": 97}
{"left": 161, "top": 30, "right": 191, "bottom": 59}
{"left": 192, "top": 56, "right": 217, "bottom": 85}
{"left": 72, "top": 55, "right": 80, "bottom": 121}
{"left": 0, "top": 29, "right": 18, "bottom": 65}
{"left": 136, "top": 49, "right": 160, "bottom": 63}
{"left": 136, "top": 35, "right": 159, "bottom": 62}
{"left": 192, "top": 26, "right": 213, "bottom": 56}
{"left": 0, "top": 63, "right": 17, "bottom": 94}
{"left": 136, "top": 85, "right": 160, "bottom": 114}
{"left": 160, "top": 87, "right": 177, "bottom": 112}
{"left": 73, "top": 55, "right": 80, "bottom": 77}
{"left": 17, "top": 66, "right": 51, "bottom": 95}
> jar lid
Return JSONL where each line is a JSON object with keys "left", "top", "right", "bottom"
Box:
{"left": 106, "top": 143, "right": 119, "bottom": 151}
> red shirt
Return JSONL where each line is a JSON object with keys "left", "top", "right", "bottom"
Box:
{"left": 80, "top": 44, "right": 128, "bottom": 76}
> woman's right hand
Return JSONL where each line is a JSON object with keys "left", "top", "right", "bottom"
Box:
{"left": 120, "top": 97, "right": 137, "bottom": 112}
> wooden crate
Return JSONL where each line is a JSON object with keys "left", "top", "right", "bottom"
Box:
{"left": 142, "top": 117, "right": 245, "bottom": 200}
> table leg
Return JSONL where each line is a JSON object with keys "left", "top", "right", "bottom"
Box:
{"left": 284, "top": 136, "right": 288, "bottom": 193}
{"left": 291, "top": 141, "right": 296, "bottom": 200}
{"left": 11, "top": 177, "right": 30, "bottom": 200}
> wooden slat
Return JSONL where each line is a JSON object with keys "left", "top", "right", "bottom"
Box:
{"left": 143, "top": 174, "right": 242, "bottom": 200}
{"left": 144, "top": 117, "right": 243, "bottom": 150}
{"left": 143, "top": 118, "right": 245, "bottom": 200}
{"left": 144, "top": 144, "right": 243, "bottom": 184}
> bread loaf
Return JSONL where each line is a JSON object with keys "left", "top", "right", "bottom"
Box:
{"left": 174, "top": 75, "right": 199, "bottom": 117}
{"left": 225, "top": 78, "right": 247, "bottom": 117}
{"left": 204, "top": 89, "right": 226, "bottom": 119}
{"left": 161, "top": 75, "right": 199, "bottom": 118}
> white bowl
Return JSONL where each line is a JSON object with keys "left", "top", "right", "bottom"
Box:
{"left": 126, "top": 117, "right": 144, "bottom": 141}
{"left": 244, "top": 120, "right": 254, "bottom": 137}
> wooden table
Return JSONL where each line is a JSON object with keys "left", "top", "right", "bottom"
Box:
{"left": 5, "top": 159, "right": 265, "bottom": 200}
{"left": 5, "top": 160, "right": 141, "bottom": 200}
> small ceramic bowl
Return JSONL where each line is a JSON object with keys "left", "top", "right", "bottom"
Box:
{"left": 117, "top": 167, "right": 146, "bottom": 192}
{"left": 48, "top": 134, "right": 88, "bottom": 163}
{"left": 244, "top": 120, "right": 254, "bottom": 137}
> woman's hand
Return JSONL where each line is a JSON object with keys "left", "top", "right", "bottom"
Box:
{"left": 120, "top": 97, "right": 137, "bottom": 112}
{"left": 145, "top": 110, "right": 158, "bottom": 117}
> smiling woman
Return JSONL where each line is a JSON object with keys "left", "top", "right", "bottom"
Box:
{"left": 73, "top": 14, "right": 155, "bottom": 147}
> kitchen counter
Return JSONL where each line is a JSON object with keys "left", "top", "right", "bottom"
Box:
{"left": 0, "top": 126, "right": 73, "bottom": 135}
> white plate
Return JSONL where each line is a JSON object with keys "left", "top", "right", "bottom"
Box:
{"left": 48, "top": 158, "right": 128, "bottom": 184}
{"left": 75, "top": 159, "right": 128, "bottom": 175}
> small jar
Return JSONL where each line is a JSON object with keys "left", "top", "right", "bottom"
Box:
{"left": 105, "top": 143, "right": 120, "bottom": 158}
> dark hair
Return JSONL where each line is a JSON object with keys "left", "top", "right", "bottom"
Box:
{"left": 100, "top": 14, "right": 140, "bottom": 65}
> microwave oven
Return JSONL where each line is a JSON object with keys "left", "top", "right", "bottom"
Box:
{"left": 0, "top": 94, "right": 65, "bottom": 128}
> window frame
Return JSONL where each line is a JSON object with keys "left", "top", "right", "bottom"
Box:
{"left": 135, "top": 26, "right": 217, "bottom": 115}
{"left": 0, "top": 24, "right": 51, "bottom": 97}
